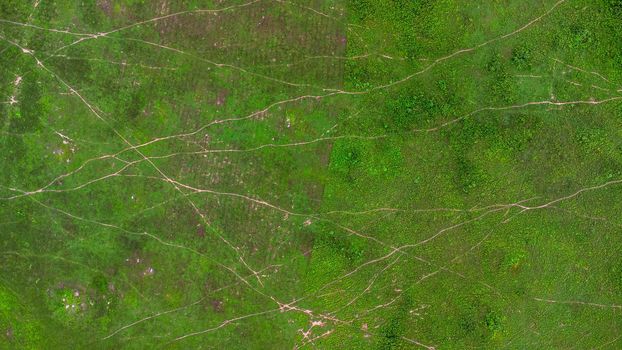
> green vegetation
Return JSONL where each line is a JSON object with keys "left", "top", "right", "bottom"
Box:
{"left": 1, "top": 0, "right": 622, "bottom": 349}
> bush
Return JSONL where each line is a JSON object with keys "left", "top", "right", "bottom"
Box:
{"left": 607, "top": 0, "right": 622, "bottom": 14}
{"left": 511, "top": 46, "right": 533, "bottom": 70}
{"left": 314, "top": 225, "right": 365, "bottom": 265}
{"left": 348, "top": 0, "right": 374, "bottom": 21}
{"left": 386, "top": 89, "right": 454, "bottom": 131}
{"left": 377, "top": 294, "right": 412, "bottom": 349}
{"left": 330, "top": 141, "right": 364, "bottom": 183}
{"left": 569, "top": 25, "right": 594, "bottom": 48}
{"left": 13, "top": 77, "right": 43, "bottom": 133}
{"left": 486, "top": 54, "right": 504, "bottom": 73}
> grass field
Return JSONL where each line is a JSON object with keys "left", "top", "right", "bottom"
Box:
{"left": 1, "top": 0, "right": 622, "bottom": 349}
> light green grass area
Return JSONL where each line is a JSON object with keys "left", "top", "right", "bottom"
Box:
{"left": 1, "top": 0, "right": 622, "bottom": 349}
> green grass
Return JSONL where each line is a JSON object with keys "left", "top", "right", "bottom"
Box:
{"left": 1, "top": 0, "right": 622, "bottom": 349}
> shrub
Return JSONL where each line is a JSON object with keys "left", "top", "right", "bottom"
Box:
{"left": 330, "top": 141, "right": 364, "bottom": 183}
{"left": 511, "top": 46, "right": 533, "bottom": 70}
{"left": 348, "top": 0, "right": 374, "bottom": 21}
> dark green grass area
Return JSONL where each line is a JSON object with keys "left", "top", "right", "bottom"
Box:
{"left": 1, "top": 0, "right": 622, "bottom": 349}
